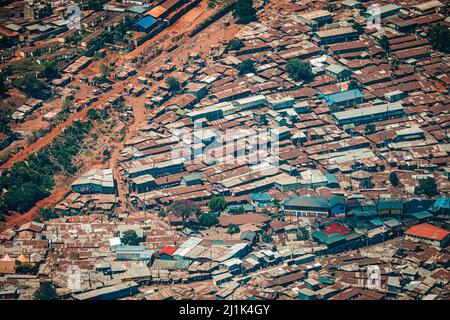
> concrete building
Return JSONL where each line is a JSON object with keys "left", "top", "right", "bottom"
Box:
{"left": 71, "top": 169, "right": 116, "bottom": 194}
{"left": 332, "top": 103, "right": 404, "bottom": 126}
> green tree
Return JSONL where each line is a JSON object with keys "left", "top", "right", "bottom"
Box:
{"left": 227, "top": 223, "right": 240, "bottom": 234}
{"left": 208, "top": 196, "right": 226, "bottom": 213}
{"left": 233, "top": 0, "right": 257, "bottom": 24}
{"left": 166, "top": 76, "right": 180, "bottom": 92}
{"left": 12, "top": 75, "right": 49, "bottom": 99}
{"left": 426, "top": 24, "right": 450, "bottom": 53}
{"left": 348, "top": 80, "right": 359, "bottom": 90}
{"left": 226, "top": 38, "right": 244, "bottom": 51}
{"left": 352, "top": 22, "right": 364, "bottom": 35}
{"left": 87, "top": 108, "right": 100, "bottom": 120}
{"left": 15, "top": 261, "right": 34, "bottom": 274}
{"left": 122, "top": 229, "right": 139, "bottom": 245}
{"left": 380, "top": 35, "right": 390, "bottom": 54}
{"left": 38, "top": 207, "right": 58, "bottom": 221}
{"left": 168, "top": 200, "right": 201, "bottom": 226}
{"left": 0, "top": 110, "right": 11, "bottom": 134}
{"left": 42, "top": 61, "right": 59, "bottom": 80}
{"left": 0, "top": 73, "right": 7, "bottom": 96}
{"left": 261, "top": 233, "right": 272, "bottom": 243}
{"left": 229, "top": 206, "right": 245, "bottom": 215}
{"left": 365, "top": 123, "right": 376, "bottom": 134}
{"left": 87, "top": 0, "right": 102, "bottom": 11}
{"left": 415, "top": 177, "right": 438, "bottom": 197}
{"left": 198, "top": 212, "right": 219, "bottom": 227}
{"left": 237, "top": 59, "right": 256, "bottom": 75}
{"left": 34, "top": 282, "right": 58, "bottom": 300}
{"left": 389, "top": 172, "right": 400, "bottom": 187}
{"left": 286, "top": 58, "right": 313, "bottom": 82}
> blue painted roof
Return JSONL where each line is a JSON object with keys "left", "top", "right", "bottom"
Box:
{"left": 323, "top": 89, "right": 363, "bottom": 104}
{"left": 325, "top": 173, "right": 339, "bottom": 185}
{"left": 135, "top": 15, "right": 158, "bottom": 30}
{"left": 434, "top": 197, "right": 450, "bottom": 209}
{"left": 411, "top": 211, "right": 433, "bottom": 220}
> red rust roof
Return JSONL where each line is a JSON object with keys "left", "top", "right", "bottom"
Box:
{"left": 159, "top": 246, "right": 177, "bottom": 256}
{"left": 405, "top": 223, "right": 449, "bottom": 241}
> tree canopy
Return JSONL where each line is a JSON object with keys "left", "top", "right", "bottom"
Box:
{"left": 198, "top": 212, "right": 219, "bottom": 227}
{"left": 426, "top": 24, "right": 450, "bottom": 53}
{"left": 168, "top": 200, "right": 201, "bottom": 225}
{"left": 415, "top": 177, "right": 438, "bottom": 197}
{"left": 12, "top": 75, "right": 49, "bottom": 99}
{"left": 237, "top": 59, "right": 256, "bottom": 75}
{"left": 227, "top": 224, "right": 240, "bottom": 234}
{"left": 122, "top": 230, "right": 139, "bottom": 245}
{"left": 208, "top": 196, "right": 226, "bottom": 213}
{"left": 34, "top": 282, "right": 58, "bottom": 300}
{"left": 389, "top": 172, "right": 400, "bottom": 187}
{"left": 226, "top": 38, "right": 244, "bottom": 52}
{"left": 38, "top": 207, "right": 58, "bottom": 221}
{"left": 286, "top": 58, "right": 313, "bottom": 82}
{"left": 233, "top": 0, "right": 257, "bottom": 24}
{"left": 166, "top": 76, "right": 181, "bottom": 92}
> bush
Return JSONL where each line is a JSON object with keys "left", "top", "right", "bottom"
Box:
{"left": 199, "top": 213, "right": 219, "bottom": 227}
{"left": 208, "top": 196, "right": 226, "bottom": 212}
{"left": 227, "top": 223, "right": 240, "bottom": 234}
{"left": 166, "top": 76, "right": 180, "bottom": 92}
{"left": 34, "top": 283, "right": 58, "bottom": 300}
{"left": 38, "top": 207, "right": 58, "bottom": 221}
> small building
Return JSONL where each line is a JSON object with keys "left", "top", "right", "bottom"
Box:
{"left": 404, "top": 223, "right": 450, "bottom": 248}
{"left": 130, "top": 174, "right": 156, "bottom": 193}
{"left": 284, "top": 196, "right": 330, "bottom": 218}
{"left": 158, "top": 246, "right": 177, "bottom": 260}
{"left": 384, "top": 90, "right": 405, "bottom": 102}
{"left": 181, "top": 173, "right": 204, "bottom": 186}
{"left": 133, "top": 15, "right": 159, "bottom": 33}
{"left": 115, "top": 245, "right": 155, "bottom": 261}
{"left": 73, "top": 282, "right": 139, "bottom": 300}
{"left": 366, "top": 4, "right": 401, "bottom": 19}
{"left": 298, "top": 288, "right": 317, "bottom": 300}
{"left": 325, "top": 64, "right": 352, "bottom": 82}
{"left": 329, "top": 196, "right": 347, "bottom": 217}
{"left": 377, "top": 201, "right": 403, "bottom": 216}
{"left": 332, "top": 102, "right": 404, "bottom": 127}
{"left": 0, "top": 255, "right": 15, "bottom": 274}
{"left": 213, "top": 272, "right": 233, "bottom": 286}
{"left": 322, "top": 89, "right": 363, "bottom": 108}
{"left": 71, "top": 168, "right": 116, "bottom": 194}
{"left": 313, "top": 27, "right": 358, "bottom": 45}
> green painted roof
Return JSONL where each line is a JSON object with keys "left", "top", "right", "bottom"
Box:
{"left": 284, "top": 196, "right": 329, "bottom": 209}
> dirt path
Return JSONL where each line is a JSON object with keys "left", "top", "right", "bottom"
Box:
{"left": 0, "top": 5, "right": 243, "bottom": 230}
{"left": 3, "top": 185, "right": 70, "bottom": 229}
